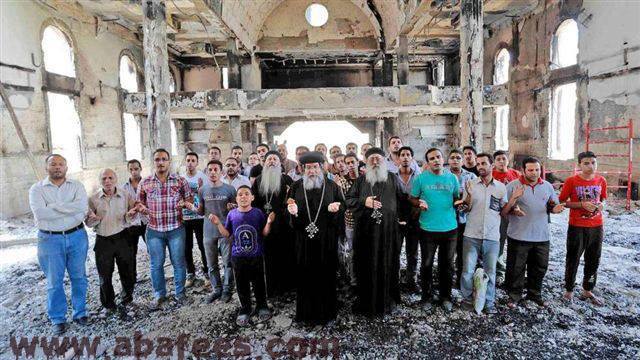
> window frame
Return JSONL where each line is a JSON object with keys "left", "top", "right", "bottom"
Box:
{"left": 550, "top": 18, "right": 579, "bottom": 70}
{"left": 119, "top": 51, "right": 144, "bottom": 161}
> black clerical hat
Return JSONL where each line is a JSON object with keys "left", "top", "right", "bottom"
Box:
{"left": 299, "top": 151, "right": 325, "bottom": 165}
{"left": 365, "top": 147, "right": 385, "bottom": 159}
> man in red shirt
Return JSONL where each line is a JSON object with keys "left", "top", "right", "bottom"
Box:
{"left": 492, "top": 150, "right": 521, "bottom": 285}
{"left": 559, "top": 151, "right": 607, "bottom": 306}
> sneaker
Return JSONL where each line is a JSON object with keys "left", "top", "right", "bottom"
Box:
{"left": 236, "top": 314, "right": 251, "bottom": 327}
{"left": 174, "top": 294, "right": 189, "bottom": 306}
{"left": 185, "top": 275, "right": 195, "bottom": 288}
{"left": 149, "top": 296, "right": 166, "bottom": 310}
{"left": 257, "top": 308, "right": 272, "bottom": 322}
{"left": 205, "top": 292, "right": 221, "bottom": 304}
{"left": 220, "top": 292, "right": 232, "bottom": 303}
{"left": 484, "top": 306, "right": 498, "bottom": 315}
{"left": 527, "top": 296, "right": 548, "bottom": 307}
{"left": 52, "top": 323, "right": 66, "bottom": 336}
{"left": 442, "top": 300, "right": 453, "bottom": 313}
{"left": 461, "top": 300, "right": 474, "bottom": 312}
{"left": 73, "top": 316, "right": 90, "bottom": 326}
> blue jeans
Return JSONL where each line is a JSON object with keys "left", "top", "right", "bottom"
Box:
{"left": 146, "top": 226, "right": 187, "bottom": 299}
{"left": 37, "top": 228, "right": 89, "bottom": 324}
{"left": 204, "top": 236, "right": 233, "bottom": 294}
{"left": 460, "top": 236, "right": 500, "bottom": 308}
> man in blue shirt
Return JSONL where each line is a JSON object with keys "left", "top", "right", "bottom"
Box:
{"left": 410, "top": 148, "right": 460, "bottom": 312}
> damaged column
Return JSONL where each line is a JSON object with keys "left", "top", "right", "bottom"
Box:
{"left": 459, "top": 0, "right": 484, "bottom": 148}
{"left": 142, "top": 0, "right": 172, "bottom": 153}
{"left": 394, "top": 35, "right": 412, "bottom": 138}
{"left": 227, "top": 38, "right": 242, "bottom": 146}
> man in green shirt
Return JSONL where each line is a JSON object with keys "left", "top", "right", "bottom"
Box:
{"left": 410, "top": 148, "right": 460, "bottom": 312}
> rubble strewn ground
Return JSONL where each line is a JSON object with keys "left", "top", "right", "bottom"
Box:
{"left": 1, "top": 208, "right": 639, "bottom": 359}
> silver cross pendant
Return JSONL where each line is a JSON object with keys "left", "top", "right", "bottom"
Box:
{"left": 264, "top": 202, "right": 272, "bottom": 215}
{"left": 371, "top": 208, "right": 383, "bottom": 224}
{"left": 305, "top": 222, "right": 319, "bottom": 239}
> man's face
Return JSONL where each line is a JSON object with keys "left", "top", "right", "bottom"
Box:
{"left": 367, "top": 154, "right": 384, "bottom": 168}
{"left": 185, "top": 155, "right": 198, "bottom": 171}
{"left": 345, "top": 156, "right": 358, "bottom": 175}
{"left": 399, "top": 149, "right": 413, "bottom": 168}
{"left": 389, "top": 138, "right": 403, "bottom": 153}
{"left": 257, "top": 146, "right": 268, "bottom": 160}
{"left": 476, "top": 156, "right": 494, "bottom": 177}
{"left": 448, "top": 152, "right": 463, "bottom": 170}
{"left": 248, "top": 154, "right": 260, "bottom": 166}
{"left": 330, "top": 146, "right": 341, "bottom": 159}
{"left": 277, "top": 145, "right": 288, "bottom": 159}
{"left": 579, "top": 157, "right": 597, "bottom": 175}
{"left": 231, "top": 148, "right": 243, "bottom": 160}
{"left": 463, "top": 149, "right": 476, "bottom": 165}
{"left": 128, "top": 163, "right": 141, "bottom": 179}
{"left": 495, "top": 154, "right": 509, "bottom": 172}
{"left": 236, "top": 188, "right": 254, "bottom": 207}
{"left": 295, "top": 148, "right": 308, "bottom": 161}
{"left": 334, "top": 156, "right": 346, "bottom": 174}
{"left": 154, "top": 151, "right": 170, "bottom": 173}
{"left": 100, "top": 170, "right": 117, "bottom": 193}
{"left": 427, "top": 150, "right": 443, "bottom": 171}
{"left": 361, "top": 144, "right": 372, "bottom": 157}
{"left": 264, "top": 154, "right": 280, "bottom": 169}
{"left": 315, "top": 144, "right": 327, "bottom": 155}
{"left": 304, "top": 163, "right": 322, "bottom": 178}
{"left": 524, "top": 162, "right": 541, "bottom": 182}
{"left": 208, "top": 148, "right": 221, "bottom": 161}
{"left": 346, "top": 143, "right": 357, "bottom": 154}
{"left": 207, "top": 163, "right": 222, "bottom": 182}
{"left": 225, "top": 159, "right": 238, "bottom": 176}
{"left": 46, "top": 155, "right": 67, "bottom": 180}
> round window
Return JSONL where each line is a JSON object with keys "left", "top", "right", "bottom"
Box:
{"left": 305, "top": 3, "right": 329, "bottom": 27}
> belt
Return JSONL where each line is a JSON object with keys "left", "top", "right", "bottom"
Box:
{"left": 39, "top": 223, "right": 84, "bottom": 235}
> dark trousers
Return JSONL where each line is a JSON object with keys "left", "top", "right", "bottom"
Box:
{"left": 419, "top": 229, "right": 457, "bottom": 302}
{"left": 184, "top": 219, "right": 208, "bottom": 276}
{"left": 565, "top": 225, "right": 603, "bottom": 292}
{"left": 455, "top": 223, "right": 466, "bottom": 286}
{"left": 233, "top": 256, "right": 267, "bottom": 315}
{"left": 399, "top": 222, "right": 420, "bottom": 283}
{"left": 496, "top": 218, "right": 509, "bottom": 277}
{"left": 95, "top": 230, "right": 136, "bottom": 308}
{"left": 127, "top": 224, "right": 146, "bottom": 282}
{"left": 505, "top": 237, "right": 549, "bottom": 301}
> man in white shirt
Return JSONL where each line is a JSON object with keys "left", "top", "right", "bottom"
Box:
{"left": 29, "top": 154, "right": 89, "bottom": 335}
{"left": 182, "top": 152, "right": 209, "bottom": 287}
{"left": 222, "top": 157, "right": 251, "bottom": 190}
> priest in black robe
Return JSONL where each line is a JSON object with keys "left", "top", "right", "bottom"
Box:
{"left": 346, "top": 147, "right": 406, "bottom": 315}
{"left": 287, "top": 151, "right": 345, "bottom": 324}
{"left": 251, "top": 150, "right": 293, "bottom": 297}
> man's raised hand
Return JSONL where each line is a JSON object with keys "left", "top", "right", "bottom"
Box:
{"left": 208, "top": 213, "right": 220, "bottom": 225}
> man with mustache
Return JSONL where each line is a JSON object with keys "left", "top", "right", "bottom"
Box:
{"left": 287, "top": 151, "right": 344, "bottom": 324}
{"left": 251, "top": 150, "right": 294, "bottom": 297}
{"left": 346, "top": 147, "right": 405, "bottom": 315}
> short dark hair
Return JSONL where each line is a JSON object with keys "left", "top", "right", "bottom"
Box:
{"left": 185, "top": 151, "right": 198, "bottom": 160}
{"left": 448, "top": 149, "right": 462, "bottom": 157}
{"left": 208, "top": 146, "right": 221, "bottom": 153}
{"left": 206, "top": 159, "right": 223, "bottom": 170}
{"left": 462, "top": 145, "right": 477, "bottom": 155}
{"left": 127, "top": 159, "right": 142, "bottom": 168}
{"left": 315, "top": 143, "right": 326, "bottom": 148}
{"left": 476, "top": 152, "right": 494, "bottom": 164}
{"left": 295, "top": 145, "right": 309, "bottom": 153}
{"left": 578, "top": 151, "right": 597, "bottom": 163}
{"left": 231, "top": 145, "right": 243, "bottom": 151}
{"left": 153, "top": 148, "right": 171, "bottom": 159}
{"left": 225, "top": 157, "right": 239, "bottom": 164}
{"left": 388, "top": 135, "right": 401, "bottom": 145}
{"left": 522, "top": 156, "right": 541, "bottom": 168}
{"left": 237, "top": 185, "right": 252, "bottom": 193}
{"left": 398, "top": 146, "right": 414, "bottom": 157}
{"left": 249, "top": 152, "right": 258, "bottom": 156}
{"left": 344, "top": 152, "right": 358, "bottom": 162}
{"left": 334, "top": 153, "right": 345, "bottom": 160}
{"left": 425, "top": 147, "right": 442, "bottom": 160}
{"left": 256, "top": 143, "right": 269, "bottom": 150}
{"left": 346, "top": 142, "right": 357, "bottom": 148}
{"left": 45, "top": 153, "right": 66, "bottom": 163}
{"left": 493, "top": 150, "right": 508, "bottom": 158}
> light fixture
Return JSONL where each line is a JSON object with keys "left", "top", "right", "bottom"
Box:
{"left": 305, "top": 3, "right": 329, "bottom": 27}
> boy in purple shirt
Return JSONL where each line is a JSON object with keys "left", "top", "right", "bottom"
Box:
{"left": 210, "top": 185, "right": 275, "bottom": 327}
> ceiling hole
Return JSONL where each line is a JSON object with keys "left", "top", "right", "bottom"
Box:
{"left": 305, "top": 3, "right": 329, "bottom": 27}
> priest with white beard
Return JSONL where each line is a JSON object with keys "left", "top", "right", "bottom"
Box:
{"left": 346, "top": 147, "right": 406, "bottom": 315}
{"left": 287, "top": 151, "right": 344, "bottom": 325}
{"left": 251, "top": 150, "right": 294, "bottom": 297}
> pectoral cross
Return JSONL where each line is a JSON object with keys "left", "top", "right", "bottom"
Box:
{"left": 371, "top": 208, "right": 383, "bottom": 224}
{"left": 305, "top": 222, "right": 319, "bottom": 238}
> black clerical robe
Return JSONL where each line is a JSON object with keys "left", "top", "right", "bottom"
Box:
{"left": 288, "top": 178, "right": 345, "bottom": 324}
{"left": 251, "top": 174, "right": 293, "bottom": 297}
{"left": 346, "top": 172, "right": 406, "bottom": 315}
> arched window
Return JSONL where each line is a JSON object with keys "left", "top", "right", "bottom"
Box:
{"left": 551, "top": 19, "right": 578, "bottom": 69}
{"left": 41, "top": 25, "right": 83, "bottom": 172}
{"left": 119, "top": 54, "right": 142, "bottom": 160}
{"left": 493, "top": 48, "right": 510, "bottom": 150}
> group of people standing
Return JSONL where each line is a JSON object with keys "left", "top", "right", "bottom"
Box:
{"left": 29, "top": 136, "right": 607, "bottom": 335}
